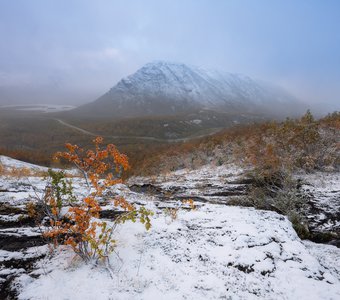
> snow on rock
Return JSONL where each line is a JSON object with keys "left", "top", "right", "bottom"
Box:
{"left": 0, "top": 156, "right": 48, "bottom": 173}
{"left": 299, "top": 172, "right": 340, "bottom": 233}
{"left": 17, "top": 205, "right": 340, "bottom": 300}
{"left": 130, "top": 164, "right": 245, "bottom": 191}
{"left": 0, "top": 246, "right": 47, "bottom": 263}
{"left": 131, "top": 165, "right": 340, "bottom": 235}
{"left": 303, "top": 241, "right": 340, "bottom": 281}
{"left": 0, "top": 176, "right": 47, "bottom": 206}
{"left": 129, "top": 164, "right": 248, "bottom": 205}
{"left": 0, "top": 155, "right": 80, "bottom": 177}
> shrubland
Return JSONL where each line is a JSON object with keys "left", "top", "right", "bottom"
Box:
{"left": 130, "top": 111, "right": 339, "bottom": 176}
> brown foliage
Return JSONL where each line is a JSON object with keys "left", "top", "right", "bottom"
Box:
{"left": 234, "top": 110, "right": 339, "bottom": 174}
{"left": 130, "top": 111, "right": 340, "bottom": 176}
{"left": 0, "top": 148, "right": 52, "bottom": 167}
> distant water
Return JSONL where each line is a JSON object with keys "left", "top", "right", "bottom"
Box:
{"left": 0, "top": 104, "right": 75, "bottom": 113}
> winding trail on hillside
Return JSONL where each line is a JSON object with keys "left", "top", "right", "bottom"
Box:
{"left": 56, "top": 119, "right": 96, "bottom": 136}
{"left": 54, "top": 118, "right": 222, "bottom": 143}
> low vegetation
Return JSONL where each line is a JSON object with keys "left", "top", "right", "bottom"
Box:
{"left": 130, "top": 111, "right": 339, "bottom": 175}
{"left": 129, "top": 111, "right": 340, "bottom": 238}
{"left": 0, "top": 165, "right": 48, "bottom": 177}
{"left": 28, "top": 137, "right": 152, "bottom": 265}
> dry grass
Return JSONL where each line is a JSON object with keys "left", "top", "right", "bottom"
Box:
{"left": 0, "top": 166, "right": 48, "bottom": 178}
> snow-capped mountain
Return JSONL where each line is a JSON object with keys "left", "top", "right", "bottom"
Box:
{"left": 73, "top": 61, "right": 303, "bottom": 118}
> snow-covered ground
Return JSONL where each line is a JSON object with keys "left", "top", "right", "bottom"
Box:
{"left": 1, "top": 157, "right": 340, "bottom": 299}
{"left": 15, "top": 205, "right": 340, "bottom": 300}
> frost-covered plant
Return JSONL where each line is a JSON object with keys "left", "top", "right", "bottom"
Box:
{"left": 246, "top": 170, "right": 309, "bottom": 238}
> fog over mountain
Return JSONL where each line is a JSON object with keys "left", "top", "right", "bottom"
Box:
{"left": 72, "top": 61, "right": 304, "bottom": 119}
{"left": 1, "top": 1, "right": 340, "bottom": 114}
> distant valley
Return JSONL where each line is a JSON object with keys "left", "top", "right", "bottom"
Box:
{"left": 0, "top": 61, "right": 311, "bottom": 168}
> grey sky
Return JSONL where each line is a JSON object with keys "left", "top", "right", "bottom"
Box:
{"left": 0, "top": 0, "right": 339, "bottom": 111}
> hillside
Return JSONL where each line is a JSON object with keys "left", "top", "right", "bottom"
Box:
{"left": 71, "top": 61, "right": 305, "bottom": 119}
{"left": 129, "top": 111, "right": 340, "bottom": 176}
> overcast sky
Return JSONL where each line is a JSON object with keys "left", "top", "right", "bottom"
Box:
{"left": 0, "top": 0, "right": 339, "bottom": 111}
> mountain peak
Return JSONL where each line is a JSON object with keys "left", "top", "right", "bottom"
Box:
{"left": 74, "top": 61, "right": 304, "bottom": 118}
{"left": 144, "top": 60, "right": 186, "bottom": 67}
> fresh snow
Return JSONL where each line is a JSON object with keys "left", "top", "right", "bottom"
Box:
{"left": 114, "top": 61, "right": 296, "bottom": 108}
{"left": 0, "top": 155, "right": 79, "bottom": 177}
{"left": 77, "top": 61, "right": 301, "bottom": 118}
{"left": 16, "top": 205, "right": 340, "bottom": 300}
{"left": 1, "top": 157, "right": 340, "bottom": 299}
{"left": 0, "top": 155, "right": 48, "bottom": 172}
{"left": 299, "top": 172, "right": 340, "bottom": 233}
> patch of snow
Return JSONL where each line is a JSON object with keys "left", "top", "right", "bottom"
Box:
{"left": 0, "top": 227, "right": 42, "bottom": 237}
{"left": 188, "top": 119, "right": 202, "bottom": 125}
{"left": 0, "top": 246, "right": 47, "bottom": 262}
{"left": 303, "top": 240, "right": 340, "bottom": 281}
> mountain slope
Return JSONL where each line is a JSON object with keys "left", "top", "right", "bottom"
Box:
{"left": 72, "top": 61, "right": 304, "bottom": 119}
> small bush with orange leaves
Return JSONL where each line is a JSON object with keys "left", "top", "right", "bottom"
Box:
{"left": 33, "top": 137, "right": 152, "bottom": 264}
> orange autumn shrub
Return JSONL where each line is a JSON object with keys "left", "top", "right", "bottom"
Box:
{"left": 34, "top": 137, "right": 152, "bottom": 264}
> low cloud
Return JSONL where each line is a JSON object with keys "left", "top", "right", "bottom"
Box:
{"left": 0, "top": 71, "right": 33, "bottom": 87}
{"left": 77, "top": 47, "right": 124, "bottom": 63}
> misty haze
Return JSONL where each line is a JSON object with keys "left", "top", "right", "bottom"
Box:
{"left": 0, "top": 1, "right": 339, "bottom": 300}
